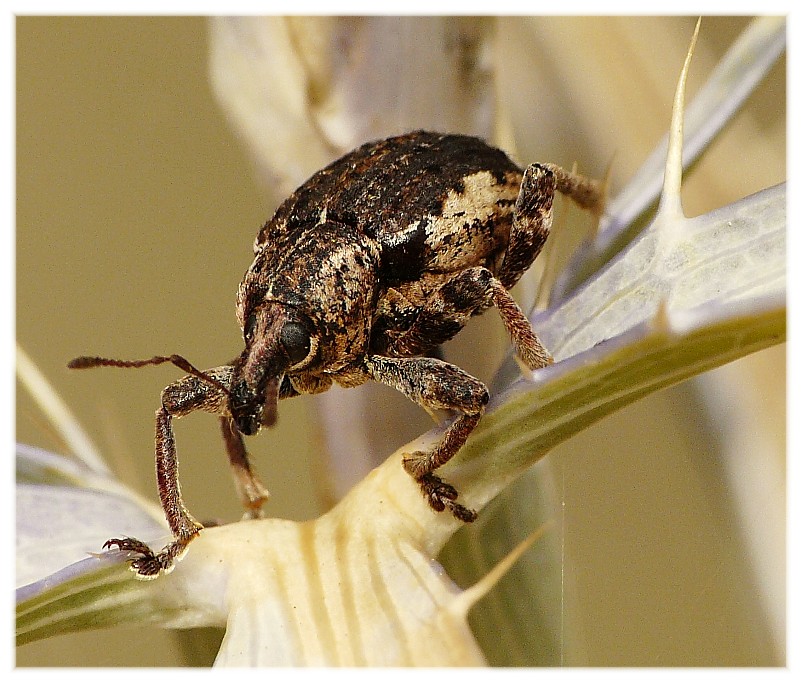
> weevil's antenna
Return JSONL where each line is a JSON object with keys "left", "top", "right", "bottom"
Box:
{"left": 68, "top": 354, "right": 233, "bottom": 398}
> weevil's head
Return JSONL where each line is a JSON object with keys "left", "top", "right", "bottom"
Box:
{"left": 229, "top": 302, "right": 317, "bottom": 436}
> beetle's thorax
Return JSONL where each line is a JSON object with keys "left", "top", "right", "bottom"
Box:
{"left": 237, "top": 220, "right": 380, "bottom": 378}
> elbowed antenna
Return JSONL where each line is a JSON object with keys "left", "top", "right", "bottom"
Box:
{"left": 68, "top": 354, "right": 233, "bottom": 399}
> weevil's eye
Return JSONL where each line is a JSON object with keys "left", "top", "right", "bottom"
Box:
{"left": 280, "top": 321, "right": 311, "bottom": 365}
{"left": 244, "top": 313, "right": 257, "bottom": 343}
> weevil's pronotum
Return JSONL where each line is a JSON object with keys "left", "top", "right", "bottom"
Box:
{"left": 70, "top": 131, "right": 602, "bottom": 578}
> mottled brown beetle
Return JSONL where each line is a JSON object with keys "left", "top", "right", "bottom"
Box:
{"left": 70, "top": 131, "right": 602, "bottom": 578}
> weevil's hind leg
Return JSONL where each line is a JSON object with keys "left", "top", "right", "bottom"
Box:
{"left": 498, "top": 164, "right": 555, "bottom": 290}
{"left": 417, "top": 265, "right": 554, "bottom": 371}
{"left": 220, "top": 416, "right": 270, "bottom": 519}
{"left": 499, "top": 162, "right": 603, "bottom": 291}
{"left": 374, "top": 266, "right": 552, "bottom": 372}
{"left": 365, "top": 355, "right": 489, "bottom": 522}
{"left": 487, "top": 275, "right": 552, "bottom": 371}
{"left": 540, "top": 162, "right": 605, "bottom": 214}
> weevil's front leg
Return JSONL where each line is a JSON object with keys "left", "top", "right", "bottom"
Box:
{"left": 220, "top": 416, "right": 270, "bottom": 519}
{"left": 220, "top": 374, "right": 300, "bottom": 519}
{"left": 105, "top": 366, "right": 237, "bottom": 578}
{"left": 365, "top": 355, "right": 489, "bottom": 522}
{"left": 105, "top": 404, "right": 204, "bottom": 578}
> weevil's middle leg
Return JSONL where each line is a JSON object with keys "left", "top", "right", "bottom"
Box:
{"left": 365, "top": 355, "right": 489, "bottom": 522}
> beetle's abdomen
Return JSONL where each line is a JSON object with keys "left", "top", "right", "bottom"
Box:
{"left": 377, "top": 166, "right": 522, "bottom": 283}
{"left": 256, "top": 131, "right": 523, "bottom": 279}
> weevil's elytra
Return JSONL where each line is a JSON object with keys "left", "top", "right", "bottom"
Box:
{"left": 70, "top": 130, "right": 602, "bottom": 577}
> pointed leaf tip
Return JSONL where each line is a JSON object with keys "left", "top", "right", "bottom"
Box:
{"left": 660, "top": 18, "right": 702, "bottom": 219}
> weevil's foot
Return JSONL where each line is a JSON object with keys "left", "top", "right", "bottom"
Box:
{"left": 103, "top": 536, "right": 153, "bottom": 556}
{"left": 418, "top": 473, "right": 478, "bottom": 523}
{"left": 102, "top": 536, "right": 190, "bottom": 580}
{"left": 241, "top": 508, "right": 267, "bottom": 521}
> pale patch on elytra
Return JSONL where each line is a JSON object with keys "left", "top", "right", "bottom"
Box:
{"left": 423, "top": 170, "right": 521, "bottom": 268}
{"left": 442, "top": 170, "right": 521, "bottom": 222}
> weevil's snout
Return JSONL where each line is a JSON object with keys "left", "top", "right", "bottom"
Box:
{"left": 231, "top": 374, "right": 279, "bottom": 435}
{"left": 230, "top": 303, "right": 314, "bottom": 436}
{"left": 230, "top": 309, "right": 288, "bottom": 435}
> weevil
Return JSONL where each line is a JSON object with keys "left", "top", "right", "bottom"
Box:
{"left": 70, "top": 130, "right": 602, "bottom": 578}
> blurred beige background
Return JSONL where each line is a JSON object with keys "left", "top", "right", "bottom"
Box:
{"left": 16, "top": 16, "right": 785, "bottom": 666}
